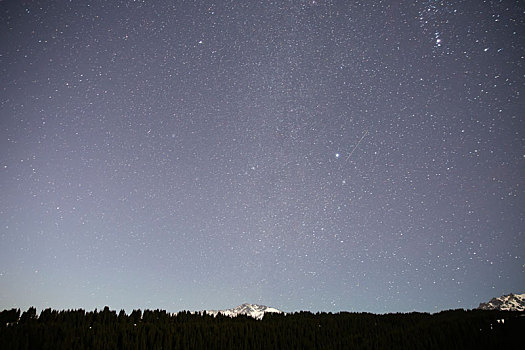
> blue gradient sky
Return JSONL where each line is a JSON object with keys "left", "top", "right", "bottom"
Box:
{"left": 1, "top": 0, "right": 523, "bottom": 314}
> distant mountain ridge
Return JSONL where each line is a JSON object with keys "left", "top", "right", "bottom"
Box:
{"left": 206, "top": 303, "right": 283, "bottom": 320}
{"left": 477, "top": 293, "right": 525, "bottom": 311}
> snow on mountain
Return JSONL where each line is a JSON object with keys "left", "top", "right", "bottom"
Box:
{"left": 477, "top": 293, "right": 525, "bottom": 311}
{"left": 206, "top": 303, "right": 283, "bottom": 320}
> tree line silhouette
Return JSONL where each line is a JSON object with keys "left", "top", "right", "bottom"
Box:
{"left": 0, "top": 306, "right": 522, "bottom": 349}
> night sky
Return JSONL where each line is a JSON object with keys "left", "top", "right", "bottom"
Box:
{"left": 1, "top": 0, "right": 523, "bottom": 314}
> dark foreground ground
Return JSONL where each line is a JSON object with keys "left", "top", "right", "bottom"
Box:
{"left": 0, "top": 307, "right": 522, "bottom": 349}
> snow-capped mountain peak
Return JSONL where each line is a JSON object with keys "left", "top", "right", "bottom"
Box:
{"left": 477, "top": 293, "right": 525, "bottom": 311}
{"left": 207, "top": 303, "right": 283, "bottom": 320}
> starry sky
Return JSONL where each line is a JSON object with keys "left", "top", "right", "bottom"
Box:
{"left": 0, "top": 0, "right": 523, "bottom": 314}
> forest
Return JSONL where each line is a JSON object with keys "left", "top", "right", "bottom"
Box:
{"left": 0, "top": 307, "right": 522, "bottom": 349}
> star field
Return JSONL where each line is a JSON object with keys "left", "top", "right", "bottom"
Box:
{"left": 1, "top": 0, "right": 523, "bottom": 314}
